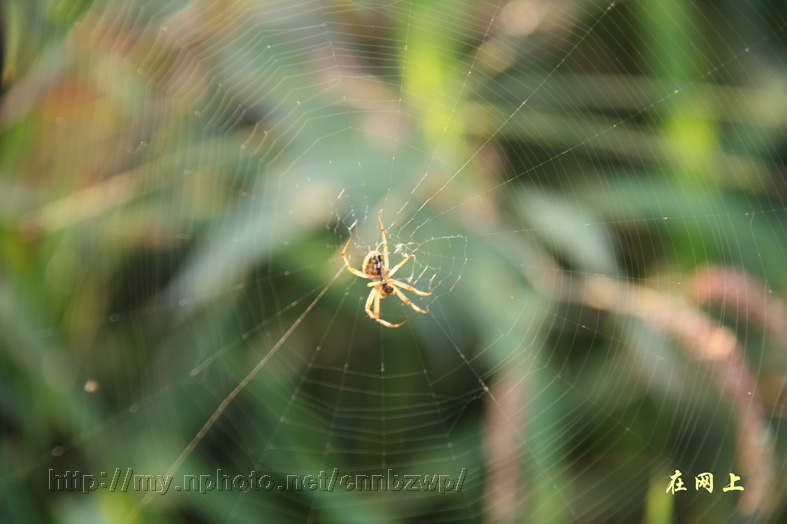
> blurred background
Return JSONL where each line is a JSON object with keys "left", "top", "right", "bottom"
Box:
{"left": 1, "top": 0, "right": 786, "bottom": 522}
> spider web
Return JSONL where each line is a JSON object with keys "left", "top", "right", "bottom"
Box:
{"left": 2, "top": 0, "right": 787, "bottom": 523}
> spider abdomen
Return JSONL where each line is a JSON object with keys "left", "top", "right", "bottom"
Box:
{"left": 363, "top": 252, "right": 385, "bottom": 278}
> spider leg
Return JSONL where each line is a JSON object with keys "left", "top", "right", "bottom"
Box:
{"left": 342, "top": 238, "right": 371, "bottom": 279}
{"left": 377, "top": 214, "right": 390, "bottom": 271}
{"left": 386, "top": 254, "right": 411, "bottom": 278}
{"left": 365, "top": 287, "right": 377, "bottom": 319}
{"left": 367, "top": 284, "right": 406, "bottom": 328}
{"left": 366, "top": 279, "right": 431, "bottom": 297}
{"left": 387, "top": 279, "right": 432, "bottom": 297}
{"left": 376, "top": 317, "right": 406, "bottom": 328}
{"left": 391, "top": 287, "right": 429, "bottom": 314}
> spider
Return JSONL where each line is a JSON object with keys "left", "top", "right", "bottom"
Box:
{"left": 342, "top": 214, "right": 431, "bottom": 328}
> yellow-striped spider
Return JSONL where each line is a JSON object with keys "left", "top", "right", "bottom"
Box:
{"left": 342, "top": 214, "right": 431, "bottom": 328}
